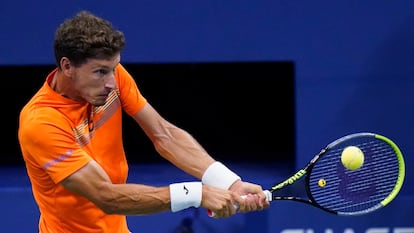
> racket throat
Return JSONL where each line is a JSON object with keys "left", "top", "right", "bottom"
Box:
{"left": 272, "top": 169, "right": 307, "bottom": 190}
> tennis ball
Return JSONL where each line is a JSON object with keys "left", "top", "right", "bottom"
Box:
{"left": 341, "top": 146, "right": 364, "bottom": 170}
{"left": 318, "top": 179, "right": 326, "bottom": 187}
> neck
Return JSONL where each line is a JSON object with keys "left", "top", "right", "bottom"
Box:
{"left": 50, "top": 72, "right": 58, "bottom": 91}
{"left": 50, "top": 72, "right": 69, "bottom": 98}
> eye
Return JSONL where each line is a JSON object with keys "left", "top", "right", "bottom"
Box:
{"left": 96, "top": 69, "right": 109, "bottom": 76}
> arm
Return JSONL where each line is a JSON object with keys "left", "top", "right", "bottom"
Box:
{"left": 60, "top": 160, "right": 170, "bottom": 215}
{"left": 132, "top": 103, "right": 215, "bottom": 178}
{"left": 61, "top": 159, "right": 243, "bottom": 216}
{"left": 132, "top": 103, "right": 270, "bottom": 214}
{"left": 56, "top": 102, "right": 245, "bottom": 217}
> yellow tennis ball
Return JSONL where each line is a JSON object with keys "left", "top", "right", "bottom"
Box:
{"left": 318, "top": 179, "right": 326, "bottom": 187}
{"left": 341, "top": 146, "right": 364, "bottom": 170}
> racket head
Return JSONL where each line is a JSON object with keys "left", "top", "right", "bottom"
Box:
{"left": 306, "top": 132, "right": 405, "bottom": 216}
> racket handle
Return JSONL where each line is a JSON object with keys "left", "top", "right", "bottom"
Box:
{"left": 263, "top": 190, "right": 272, "bottom": 202}
{"left": 207, "top": 190, "right": 272, "bottom": 217}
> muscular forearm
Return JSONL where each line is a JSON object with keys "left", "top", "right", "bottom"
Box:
{"left": 133, "top": 103, "right": 216, "bottom": 178}
{"left": 62, "top": 161, "right": 172, "bottom": 215}
{"left": 153, "top": 124, "right": 215, "bottom": 178}
{"left": 95, "top": 183, "right": 171, "bottom": 215}
{"left": 98, "top": 181, "right": 240, "bottom": 217}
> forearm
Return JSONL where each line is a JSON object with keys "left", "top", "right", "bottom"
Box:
{"left": 62, "top": 160, "right": 203, "bottom": 216}
{"left": 152, "top": 125, "right": 241, "bottom": 190}
{"left": 95, "top": 183, "right": 171, "bottom": 215}
{"left": 153, "top": 124, "right": 215, "bottom": 178}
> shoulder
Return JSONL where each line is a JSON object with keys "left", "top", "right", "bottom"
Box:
{"left": 113, "top": 63, "right": 137, "bottom": 88}
{"left": 19, "top": 106, "right": 72, "bottom": 140}
{"left": 115, "top": 63, "right": 132, "bottom": 79}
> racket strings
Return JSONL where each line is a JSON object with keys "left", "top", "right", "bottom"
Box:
{"left": 308, "top": 138, "right": 400, "bottom": 215}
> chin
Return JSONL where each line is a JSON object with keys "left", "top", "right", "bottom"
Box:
{"left": 93, "top": 101, "right": 106, "bottom": 106}
{"left": 90, "top": 99, "right": 106, "bottom": 106}
{"left": 90, "top": 95, "right": 108, "bottom": 106}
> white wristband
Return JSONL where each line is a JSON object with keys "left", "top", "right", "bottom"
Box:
{"left": 169, "top": 182, "right": 202, "bottom": 212}
{"left": 201, "top": 162, "right": 241, "bottom": 190}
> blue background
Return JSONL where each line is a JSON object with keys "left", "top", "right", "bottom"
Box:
{"left": 1, "top": 0, "right": 413, "bottom": 232}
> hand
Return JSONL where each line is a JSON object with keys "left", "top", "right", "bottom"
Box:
{"left": 201, "top": 185, "right": 245, "bottom": 218}
{"left": 228, "top": 180, "right": 270, "bottom": 213}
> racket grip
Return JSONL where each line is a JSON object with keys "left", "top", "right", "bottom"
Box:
{"left": 263, "top": 190, "right": 272, "bottom": 202}
{"left": 207, "top": 190, "right": 272, "bottom": 217}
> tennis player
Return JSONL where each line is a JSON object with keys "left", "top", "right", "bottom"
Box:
{"left": 18, "top": 10, "right": 269, "bottom": 233}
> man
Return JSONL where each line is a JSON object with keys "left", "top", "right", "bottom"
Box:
{"left": 18, "top": 10, "right": 269, "bottom": 233}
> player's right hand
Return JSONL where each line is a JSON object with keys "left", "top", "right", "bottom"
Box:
{"left": 228, "top": 180, "right": 270, "bottom": 213}
{"left": 201, "top": 184, "right": 244, "bottom": 218}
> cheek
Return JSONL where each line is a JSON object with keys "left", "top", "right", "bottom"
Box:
{"left": 73, "top": 78, "right": 99, "bottom": 98}
{"left": 75, "top": 73, "right": 100, "bottom": 88}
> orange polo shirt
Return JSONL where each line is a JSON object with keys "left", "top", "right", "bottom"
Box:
{"left": 18, "top": 64, "right": 147, "bottom": 233}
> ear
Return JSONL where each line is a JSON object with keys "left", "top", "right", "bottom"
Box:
{"left": 60, "top": 57, "right": 73, "bottom": 77}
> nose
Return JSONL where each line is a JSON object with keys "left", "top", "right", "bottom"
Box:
{"left": 105, "top": 73, "right": 116, "bottom": 89}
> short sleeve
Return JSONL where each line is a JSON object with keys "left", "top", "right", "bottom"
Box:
{"left": 115, "top": 64, "right": 147, "bottom": 116}
{"left": 20, "top": 108, "right": 92, "bottom": 184}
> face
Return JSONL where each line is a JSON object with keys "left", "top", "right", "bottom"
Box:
{"left": 69, "top": 54, "right": 119, "bottom": 106}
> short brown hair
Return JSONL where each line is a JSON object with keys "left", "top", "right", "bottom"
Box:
{"left": 53, "top": 11, "right": 126, "bottom": 67}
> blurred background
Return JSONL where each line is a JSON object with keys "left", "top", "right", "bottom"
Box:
{"left": 1, "top": 0, "right": 413, "bottom": 232}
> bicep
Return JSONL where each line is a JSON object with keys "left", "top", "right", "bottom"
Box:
{"left": 61, "top": 160, "right": 112, "bottom": 204}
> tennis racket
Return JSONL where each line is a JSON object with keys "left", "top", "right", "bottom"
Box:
{"left": 208, "top": 132, "right": 405, "bottom": 217}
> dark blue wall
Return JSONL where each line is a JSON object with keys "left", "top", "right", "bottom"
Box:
{"left": 1, "top": 0, "right": 413, "bottom": 231}
{"left": 2, "top": 0, "right": 412, "bottom": 192}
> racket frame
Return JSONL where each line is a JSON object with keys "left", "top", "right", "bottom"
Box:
{"left": 266, "top": 132, "right": 405, "bottom": 216}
